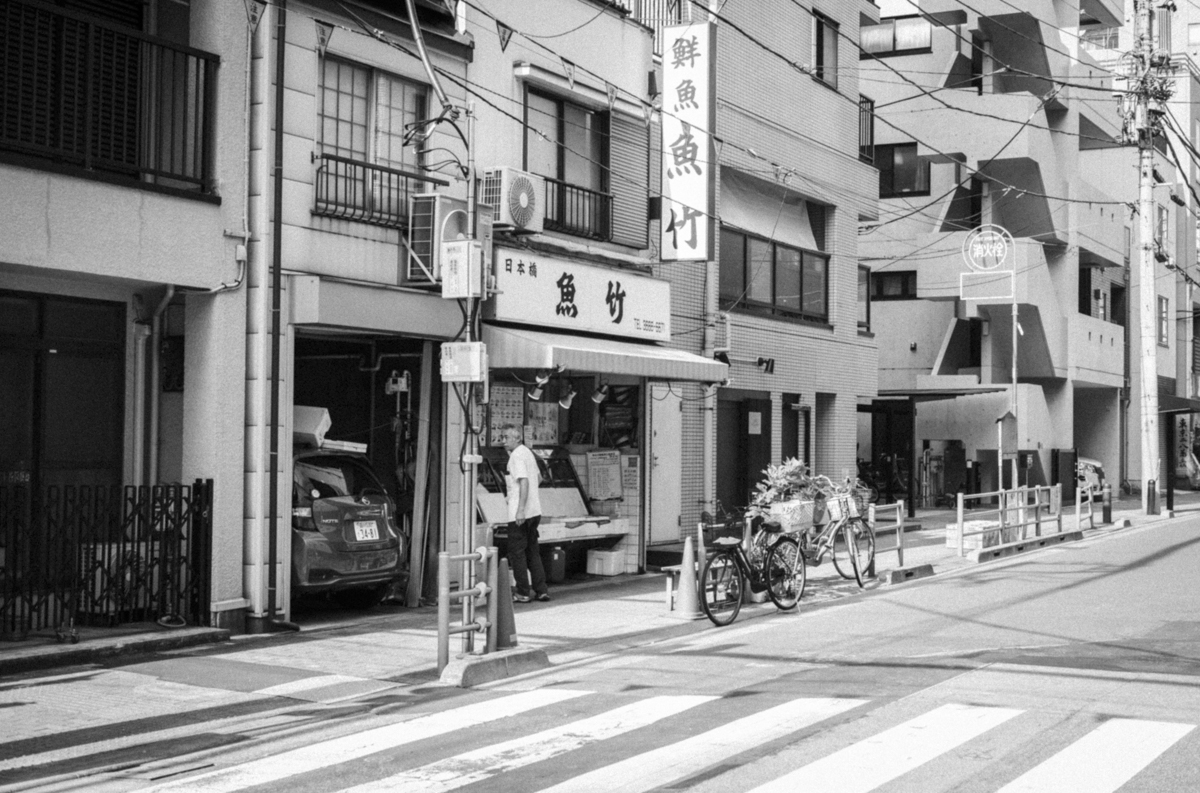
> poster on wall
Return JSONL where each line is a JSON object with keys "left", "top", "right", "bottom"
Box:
{"left": 488, "top": 385, "right": 524, "bottom": 446}
{"left": 528, "top": 402, "right": 560, "bottom": 445}
{"left": 587, "top": 450, "right": 623, "bottom": 501}
{"left": 620, "top": 455, "right": 640, "bottom": 494}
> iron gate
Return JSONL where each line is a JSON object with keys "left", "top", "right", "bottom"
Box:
{"left": 0, "top": 479, "right": 213, "bottom": 639}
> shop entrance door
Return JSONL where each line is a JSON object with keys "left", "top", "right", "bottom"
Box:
{"left": 648, "top": 384, "right": 681, "bottom": 544}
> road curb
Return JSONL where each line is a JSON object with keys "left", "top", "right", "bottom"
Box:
{"left": 439, "top": 646, "right": 552, "bottom": 687}
{"left": 0, "top": 627, "right": 230, "bottom": 676}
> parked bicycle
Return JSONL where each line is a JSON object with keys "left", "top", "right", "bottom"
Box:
{"left": 699, "top": 516, "right": 806, "bottom": 627}
{"left": 797, "top": 483, "right": 876, "bottom": 587}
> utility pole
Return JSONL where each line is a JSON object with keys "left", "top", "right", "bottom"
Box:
{"left": 1123, "top": 0, "right": 1175, "bottom": 513}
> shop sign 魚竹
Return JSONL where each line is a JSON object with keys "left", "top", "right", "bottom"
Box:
{"left": 489, "top": 247, "right": 671, "bottom": 341}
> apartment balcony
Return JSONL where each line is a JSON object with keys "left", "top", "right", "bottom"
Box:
{"left": 0, "top": 0, "right": 218, "bottom": 199}
{"left": 1068, "top": 312, "right": 1125, "bottom": 388}
{"left": 1072, "top": 180, "right": 1125, "bottom": 269}
{"left": 313, "top": 154, "right": 439, "bottom": 230}
{"left": 543, "top": 177, "right": 612, "bottom": 242}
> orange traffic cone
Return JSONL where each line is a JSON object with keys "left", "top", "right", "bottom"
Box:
{"left": 495, "top": 558, "right": 519, "bottom": 649}
{"left": 672, "top": 535, "right": 703, "bottom": 620}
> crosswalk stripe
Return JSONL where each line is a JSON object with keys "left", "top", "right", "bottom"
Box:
{"left": 749, "top": 702, "right": 1023, "bottom": 793}
{"left": 336, "top": 694, "right": 717, "bottom": 793}
{"left": 534, "top": 697, "right": 868, "bottom": 793}
{"left": 995, "top": 718, "right": 1195, "bottom": 793}
{"left": 142, "top": 688, "right": 590, "bottom": 793}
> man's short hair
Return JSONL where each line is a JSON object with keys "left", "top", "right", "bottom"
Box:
{"left": 501, "top": 424, "right": 521, "bottom": 439}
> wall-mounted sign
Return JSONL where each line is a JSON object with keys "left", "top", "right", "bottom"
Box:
{"left": 489, "top": 247, "right": 671, "bottom": 341}
{"left": 660, "top": 21, "right": 716, "bottom": 262}
{"left": 961, "top": 224, "right": 1015, "bottom": 301}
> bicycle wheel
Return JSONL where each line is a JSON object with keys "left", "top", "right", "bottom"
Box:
{"left": 832, "top": 519, "right": 875, "bottom": 586}
{"left": 699, "top": 550, "right": 743, "bottom": 626}
{"left": 765, "top": 536, "right": 805, "bottom": 610}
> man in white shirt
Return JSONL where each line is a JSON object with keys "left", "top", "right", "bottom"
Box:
{"left": 502, "top": 424, "right": 550, "bottom": 602}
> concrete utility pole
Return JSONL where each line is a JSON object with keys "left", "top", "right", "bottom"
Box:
{"left": 1126, "top": 0, "right": 1175, "bottom": 513}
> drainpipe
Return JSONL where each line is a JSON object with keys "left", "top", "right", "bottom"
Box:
{"left": 132, "top": 322, "right": 151, "bottom": 488}
{"left": 265, "top": 0, "right": 297, "bottom": 631}
{"left": 148, "top": 284, "right": 175, "bottom": 485}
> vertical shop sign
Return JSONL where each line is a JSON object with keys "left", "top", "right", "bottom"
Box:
{"left": 660, "top": 21, "right": 716, "bottom": 262}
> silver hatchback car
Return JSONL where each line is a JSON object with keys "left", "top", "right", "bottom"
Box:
{"left": 291, "top": 450, "right": 406, "bottom": 608}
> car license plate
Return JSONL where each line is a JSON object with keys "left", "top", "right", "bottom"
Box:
{"left": 353, "top": 520, "right": 379, "bottom": 541}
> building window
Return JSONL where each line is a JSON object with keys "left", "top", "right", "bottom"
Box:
{"left": 876, "top": 143, "right": 930, "bottom": 198}
{"left": 1190, "top": 23, "right": 1200, "bottom": 48}
{"left": 859, "top": 97, "right": 875, "bottom": 164}
{"left": 314, "top": 57, "right": 429, "bottom": 228}
{"left": 871, "top": 271, "right": 917, "bottom": 300}
{"left": 858, "top": 266, "right": 871, "bottom": 332}
{"left": 812, "top": 12, "right": 838, "bottom": 89}
{"left": 860, "top": 16, "right": 932, "bottom": 57}
{"left": 525, "top": 88, "right": 612, "bottom": 240}
{"left": 1159, "top": 296, "right": 1170, "bottom": 346}
{"left": 1080, "top": 25, "right": 1120, "bottom": 52}
{"left": 719, "top": 228, "right": 828, "bottom": 323}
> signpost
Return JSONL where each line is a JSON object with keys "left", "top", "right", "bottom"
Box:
{"left": 963, "top": 225, "right": 1019, "bottom": 489}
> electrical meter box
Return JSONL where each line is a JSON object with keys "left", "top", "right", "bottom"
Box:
{"left": 440, "top": 240, "right": 483, "bottom": 299}
{"left": 440, "top": 341, "right": 487, "bottom": 382}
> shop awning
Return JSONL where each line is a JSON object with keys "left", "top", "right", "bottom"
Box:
{"left": 483, "top": 325, "right": 729, "bottom": 383}
{"left": 1159, "top": 394, "right": 1200, "bottom": 414}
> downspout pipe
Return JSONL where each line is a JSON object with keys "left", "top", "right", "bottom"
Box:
{"left": 267, "top": 0, "right": 298, "bottom": 632}
{"left": 149, "top": 284, "right": 175, "bottom": 485}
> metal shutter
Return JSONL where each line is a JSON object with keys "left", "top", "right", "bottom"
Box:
{"left": 609, "top": 113, "right": 649, "bottom": 250}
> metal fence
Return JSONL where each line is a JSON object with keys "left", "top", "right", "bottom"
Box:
{"left": 0, "top": 480, "right": 213, "bottom": 640}
{"left": 0, "top": 0, "right": 219, "bottom": 194}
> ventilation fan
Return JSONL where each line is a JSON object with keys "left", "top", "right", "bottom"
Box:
{"left": 482, "top": 167, "right": 545, "bottom": 233}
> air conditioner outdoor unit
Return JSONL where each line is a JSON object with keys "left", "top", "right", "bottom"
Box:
{"left": 78, "top": 542, "right": 159, "bottom": 616}
{"left": 481, "top": 167, "right": 545, "bottom": 233}
{"left": 406, "top": 193, "right": 470, "bottom": 284}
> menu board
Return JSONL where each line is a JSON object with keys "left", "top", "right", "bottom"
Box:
{"left": 599, "top": 385, "right": 638, "bottom": 447}
{"left": 488, "top": 385, "right": 524, "bottom": 446}
{"left": 586, "top": 450, "right": 623, "bottom": 501}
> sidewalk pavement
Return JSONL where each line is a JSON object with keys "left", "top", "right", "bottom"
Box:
{"left": 3, "top": 491, "right": 1197, "bottom": 685}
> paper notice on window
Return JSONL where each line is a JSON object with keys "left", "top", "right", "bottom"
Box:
{"left": 587, "top": 450, "right": 623, "bottom": 501}
{"left": 748, "top": 411, "right": 762, "bottom": 435}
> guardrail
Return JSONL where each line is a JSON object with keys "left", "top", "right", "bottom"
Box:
{"left": 953, "top": 485, "right": 1064, "bottom": 557}
{"left": 436, "top": 546, "right": 500, "bottom": 674}
{"left": 868, "top": 500, "right": 905, "bottom": 571}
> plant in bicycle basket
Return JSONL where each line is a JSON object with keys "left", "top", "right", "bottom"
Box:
{"left": 745, "top": 459, "right": 823, "bottom": 523}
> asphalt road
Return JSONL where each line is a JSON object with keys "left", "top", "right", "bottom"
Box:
{"left": 5, "top": 515, "right": 1200, "bottom": 792}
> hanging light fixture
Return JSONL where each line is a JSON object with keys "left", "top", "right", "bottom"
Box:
{"left": 527, "top": 370, "right": 551, "bottom": 401}
{"left": 591, "top": 383, "right": 610, "bottom": 404}
{"left": 558, "top": 384, "right": 577, "bottom": 409}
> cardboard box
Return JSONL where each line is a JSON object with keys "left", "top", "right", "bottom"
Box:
{"left": 586, "top": 548, "right": 623, "bottom": 576}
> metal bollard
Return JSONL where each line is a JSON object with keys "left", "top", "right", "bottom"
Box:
{"left": 1147, "top": 480, "right": 1157, "bottom": 515}
{"left": 1102, "top": 484, "right": 1112, "bottom": 524}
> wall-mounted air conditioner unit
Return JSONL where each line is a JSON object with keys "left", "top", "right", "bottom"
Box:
{"left": 406, "top": 193, "right": 470, "bottom": 284}
{"left": 481, "top": 167, "right": 545, "bottom": 234}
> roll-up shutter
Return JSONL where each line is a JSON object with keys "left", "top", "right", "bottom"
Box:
{"left": 609, "top": 113, "right": 650, "bottom": 249}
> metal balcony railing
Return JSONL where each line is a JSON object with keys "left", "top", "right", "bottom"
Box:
{"left": 543, "top": 177, "right": 613, "bottom": 241}
{"left": 0, "top": 0, "right": 219, "bottom": 196}
{"left": 859, "top": 96, "right": 875, "bottom": 164}
{"left": 313, "top": 153, "right": 441, "bottom": 229}
{"left": 614, "top": 0, "right": 686, "bottom": 56}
